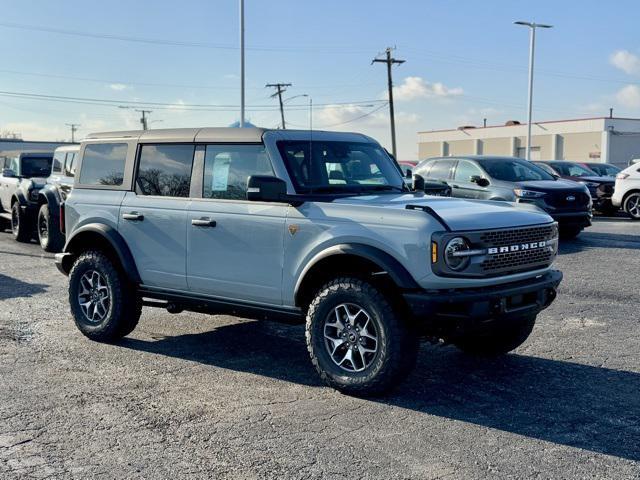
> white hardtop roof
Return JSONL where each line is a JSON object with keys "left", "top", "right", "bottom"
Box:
{"left": 54, "top": 144, "right": 80, "bottom": 153}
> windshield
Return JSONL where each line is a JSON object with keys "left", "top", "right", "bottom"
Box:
{"left": 550, "top": 162, "right": 596, "bottom": 177}
{"left": 277, "top": 140, "right": 405, "bottom": 193}
{"left": 21, "top": 156, "right": 53, "bottom": 177}
{"left": 588, "top": 163, "right": 620, "bottom": 176}
{"left": 476, "top": 158, "right": 555, "bottom": 182}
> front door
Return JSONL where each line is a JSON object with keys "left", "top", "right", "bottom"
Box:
{"left": 0, "top": 157, "right": 19, "bottom": 210}
{"left": 451, "top": 159, "right": 489, "bottom": 199}
{"left": 186, "top": 143, "right": 286, "bottom": 306}
{"left": 118, "top": 144, "right": 195, "bottom": 290}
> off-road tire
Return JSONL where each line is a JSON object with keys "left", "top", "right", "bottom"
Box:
{"left": 559, "top": 226, "right": 582, "bottom": 240}
{"left": 68, "top": 250, "right": 141, "bottom": 342}
{"left": 453, "top": 315, "right": 536, "bottom": 357}
{"left": 623, "top": 192, "right": 640, "bottom": 220}
{"left": 306, "top": 277, "right": 418, "bottom": 396}
{"left": 37, "top": 203, "right": 65, "bottom": 252}
{"left": 11, "top": 202, "right": 32, "bottom": 243}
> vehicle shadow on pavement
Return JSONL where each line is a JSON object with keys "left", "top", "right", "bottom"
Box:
{"left": 559, "top": 232, "right": 640, "bottom": 254}
{"left": 120, "top": 322, "right": 640, "bottom": 462}
{"left": 0, "top": 273, "right": 48, "bottom": 300}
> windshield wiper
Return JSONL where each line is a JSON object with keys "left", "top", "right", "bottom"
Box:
{"left": 362, "top": 185, "right": 407, "bottom": 192}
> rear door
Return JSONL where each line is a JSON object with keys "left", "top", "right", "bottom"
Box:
{"left": 1, "top": 157, "right": 20, "bottom": 209}
{"left": 118, "top": 143, "right": 195, "bottom": 290}
{"left": 186, "top": 143, "right": 286, "bottom": 305}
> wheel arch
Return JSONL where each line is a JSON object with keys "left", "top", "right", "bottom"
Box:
{"left": 622, "top": 189, "right": 640, "bottom": 204}
{"left": 37, "top": 187, "right": 60, "bottom": 212}
{"left": 61, "top": 224, "right": 141, "bottom": 283}
{"left": 294, "top": 244, "right": 419, "bottom": 311}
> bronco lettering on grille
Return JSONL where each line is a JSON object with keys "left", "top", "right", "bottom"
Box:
{"left": 487, "top": 241, "right": 547, "bottom": 255}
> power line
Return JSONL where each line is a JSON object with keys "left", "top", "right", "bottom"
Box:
{"left": 0, "top": 90, "right": 386, "bottom": 111}
{"left": 373, "top": 47, "right": 405, "bottom": 159}
{"left": 266, "top": 83, "right": 292, "bottom": 128}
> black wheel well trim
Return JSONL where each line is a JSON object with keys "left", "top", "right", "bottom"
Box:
{"left": 11, "top": 192, "right": 27, "bottom": 206}
{"left": 622, "top": 189, "right": 640, "bottom": 203}
{"left": 293, "top": 243, "right": 420, "bottom": 306}
{"left": 37, "top": 188, "right": 60, "bottom": 212}
{"left": 63, "top": 223, "right": 141, "bottom": 283}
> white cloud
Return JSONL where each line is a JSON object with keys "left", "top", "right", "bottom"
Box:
{"left": 390, "top": 76, "right": 463, "bottom": 101}
{"left": 610, "top": 50, "right": 640, "bottom": 75}
{"left": 615, "top": 84, "right": 640, "bottom": 108}
{"left": 109, "top": 83, "right": 130, "bottom": 91}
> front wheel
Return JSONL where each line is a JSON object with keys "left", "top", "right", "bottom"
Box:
{"left": 306, "top": 277, "right": 418, "bottom": 396}
{"left": 454, "top": 315, "right": 536, "bottom": 357}
{"left": 623, "top": 192, "right": 640, "bottom": 220}
{"left": 11, "top": 202, "right": 32, "bottom": 242}
{"left": 559, "top": 226, "right": 583, "bottom": 239}
{"left": 37, "top": 203, "right": 65, "bottom": 252}
{"left": 68, "top": 250, "right": 141, "bottom": 342}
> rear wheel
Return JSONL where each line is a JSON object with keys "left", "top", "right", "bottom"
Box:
{"left": 623, "top": 192, "right": 640, "bottom": 220}
{"left": 37, "top": 203, "right": 65, "bottom": 252}
{"left": 11, "top": 202, "right": 32, "bottom": 242}
{"left": 454, "top": 315, "right": 536, "bottom": 357}
{"left": 68, "top": 250, "right": 141, "bottom": 342}
{"left": 306, "top": 277, "right": 418, "bottom": 396}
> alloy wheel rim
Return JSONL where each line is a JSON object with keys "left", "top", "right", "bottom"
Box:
{"left": 38, "top": 212, "right": 48, "bottom": 241}
{"left": 323, "top": 303, "right": 379, "bottom": 372}
{"left": 77, "top": 270, "right": 111, "bottom": 323}
{"left": 11, "top": 206, "right": 19, "bottom": 233}
{"left": 628, "top": 194, "right": 640, "bottom": 218}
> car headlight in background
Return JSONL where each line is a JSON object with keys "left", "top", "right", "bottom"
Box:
{"left": 579, "top": 181, "right": 599, "bottom": 188}
{"left": 444, "top": 237, "right": 471, "bottom": 271}
{"left": 29, "top": 189, "right": 39, "bottom": 201}
{"left": 513, "top": 188, "right": 546, "bottom": 199}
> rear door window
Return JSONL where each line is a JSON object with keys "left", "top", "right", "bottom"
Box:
{"left": 454, "top": 160, "right": 484, "bottom": 182}
{"left": 79, "top": 143, "right": 128, "bottom": 186}
{"left": 428, "top": 160, "right": 454, "bottom": 180}
{"left": 52, "top": 151, "right": 65, "bottom": 174}
{"left": 64, "top": 152, "right": 77, "bottom": 177}
{"left": 135, "top": 144, "right": 195, "bottom": 198}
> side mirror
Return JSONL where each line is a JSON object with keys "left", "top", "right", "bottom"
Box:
{"left": 247, "top": 175, "right": 287, "bottom": 202}
{"left": 2, "top": 168, "right": 16, "bottom": 178}
{"left": 470, "top": 175, "right": 490, "bottom": 187}
{"left": 412, "top": 174, "right": 425, "bottom": 192}
{"left": 405, "top": 168, "right": 412, "bottom": 179}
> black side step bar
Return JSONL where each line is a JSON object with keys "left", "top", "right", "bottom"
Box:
{"left": 405, "top": 204, "right": 451, "bottom": 232}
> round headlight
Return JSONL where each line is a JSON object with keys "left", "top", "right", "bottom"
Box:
{"left": 444, "top": 237, "right": 470, "bottom": 271}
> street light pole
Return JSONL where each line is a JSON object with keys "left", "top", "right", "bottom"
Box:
{"left": 239, "top": 0, "right": 245, "bottom": 128}
{"left": 514, "top": 21, "right": 552, "bottom": 161}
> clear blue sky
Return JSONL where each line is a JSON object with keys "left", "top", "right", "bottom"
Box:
{"left": 1, "top": 0, "right": 639, "bottom": 159}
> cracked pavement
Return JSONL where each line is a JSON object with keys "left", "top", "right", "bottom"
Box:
{"left": 0, "top": 217, "right": 639, "bottom": 479}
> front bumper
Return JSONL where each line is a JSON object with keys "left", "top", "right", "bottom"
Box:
{"left": 549, "top": 211, "right": 592, "bottom": 228}
{"left": 403, "top": 270, "right": 562, "bottom": 335}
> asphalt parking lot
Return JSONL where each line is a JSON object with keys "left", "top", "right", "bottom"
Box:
{"left": 0, "top": 217, "right": 639, "bottom": 479}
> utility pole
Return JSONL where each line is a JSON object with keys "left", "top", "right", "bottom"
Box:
{"left": 373, "top": 47, "right": 405, "bottom": 160}
{"left": 135, "top": 110, "right": 152, "bottom": 130}
{"left": 266, "top": 83, "right": 292, "bottom": 129}
{"left": 239, "top": 0, "right": 245, "bottom": 127}
{"left": 65, "top": 123, "right": 80, "bottom": 143}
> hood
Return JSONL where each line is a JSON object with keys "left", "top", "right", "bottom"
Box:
{"left": 331, "top": 193, "right": 552, "bottom": 231}
{"left": 513, "top": 179, "right": 587, "bottom": 191}
{"left": 576, "top": 175, "right": 615, "bottom": 184}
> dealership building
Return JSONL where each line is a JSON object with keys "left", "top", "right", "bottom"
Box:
{"left": 417, "top": 117, "right": 640, "bottom": 168}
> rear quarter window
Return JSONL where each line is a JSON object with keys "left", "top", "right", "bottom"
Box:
{"left": 79, "top": 143, "right": 128, "bottom": 186}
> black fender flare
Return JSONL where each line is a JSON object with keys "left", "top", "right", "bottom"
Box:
{"left": 38, "top": 187, "right": 61, "bottom": 217}
{"left": 63, "top": 223, "right": 141, "bottom": 283}
{"left": 294, "top": 243, "right": 420, "bottom": 303}
{"left": 12, "top": 190, "right": 28, "bottom": 207}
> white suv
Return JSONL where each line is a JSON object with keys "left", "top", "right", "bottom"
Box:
{"left": 612, "top": 163, "right": 640, "bottom": 220}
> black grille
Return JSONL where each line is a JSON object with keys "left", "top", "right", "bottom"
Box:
{"left": 545, "top": 191, "right": 590, "bottom": 209}
{"left": 478, "top": 224, "right": 557, "bottom": 275}
{"left": 479, "top": 224, "right": 555, "bottom": 246}
{"left": 481, "top": 247, "right": 554, "bottom": 272}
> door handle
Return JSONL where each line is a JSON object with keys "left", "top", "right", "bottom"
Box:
{"left": 191, "top": 217, "right": 217, "bottom": 227}
{"left": 122, "top": 212, "right": 144, "bottom": 221}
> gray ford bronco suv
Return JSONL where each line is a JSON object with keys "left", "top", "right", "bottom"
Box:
{"left": 55, "top": 128, "right": 562, "bottom": 395}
